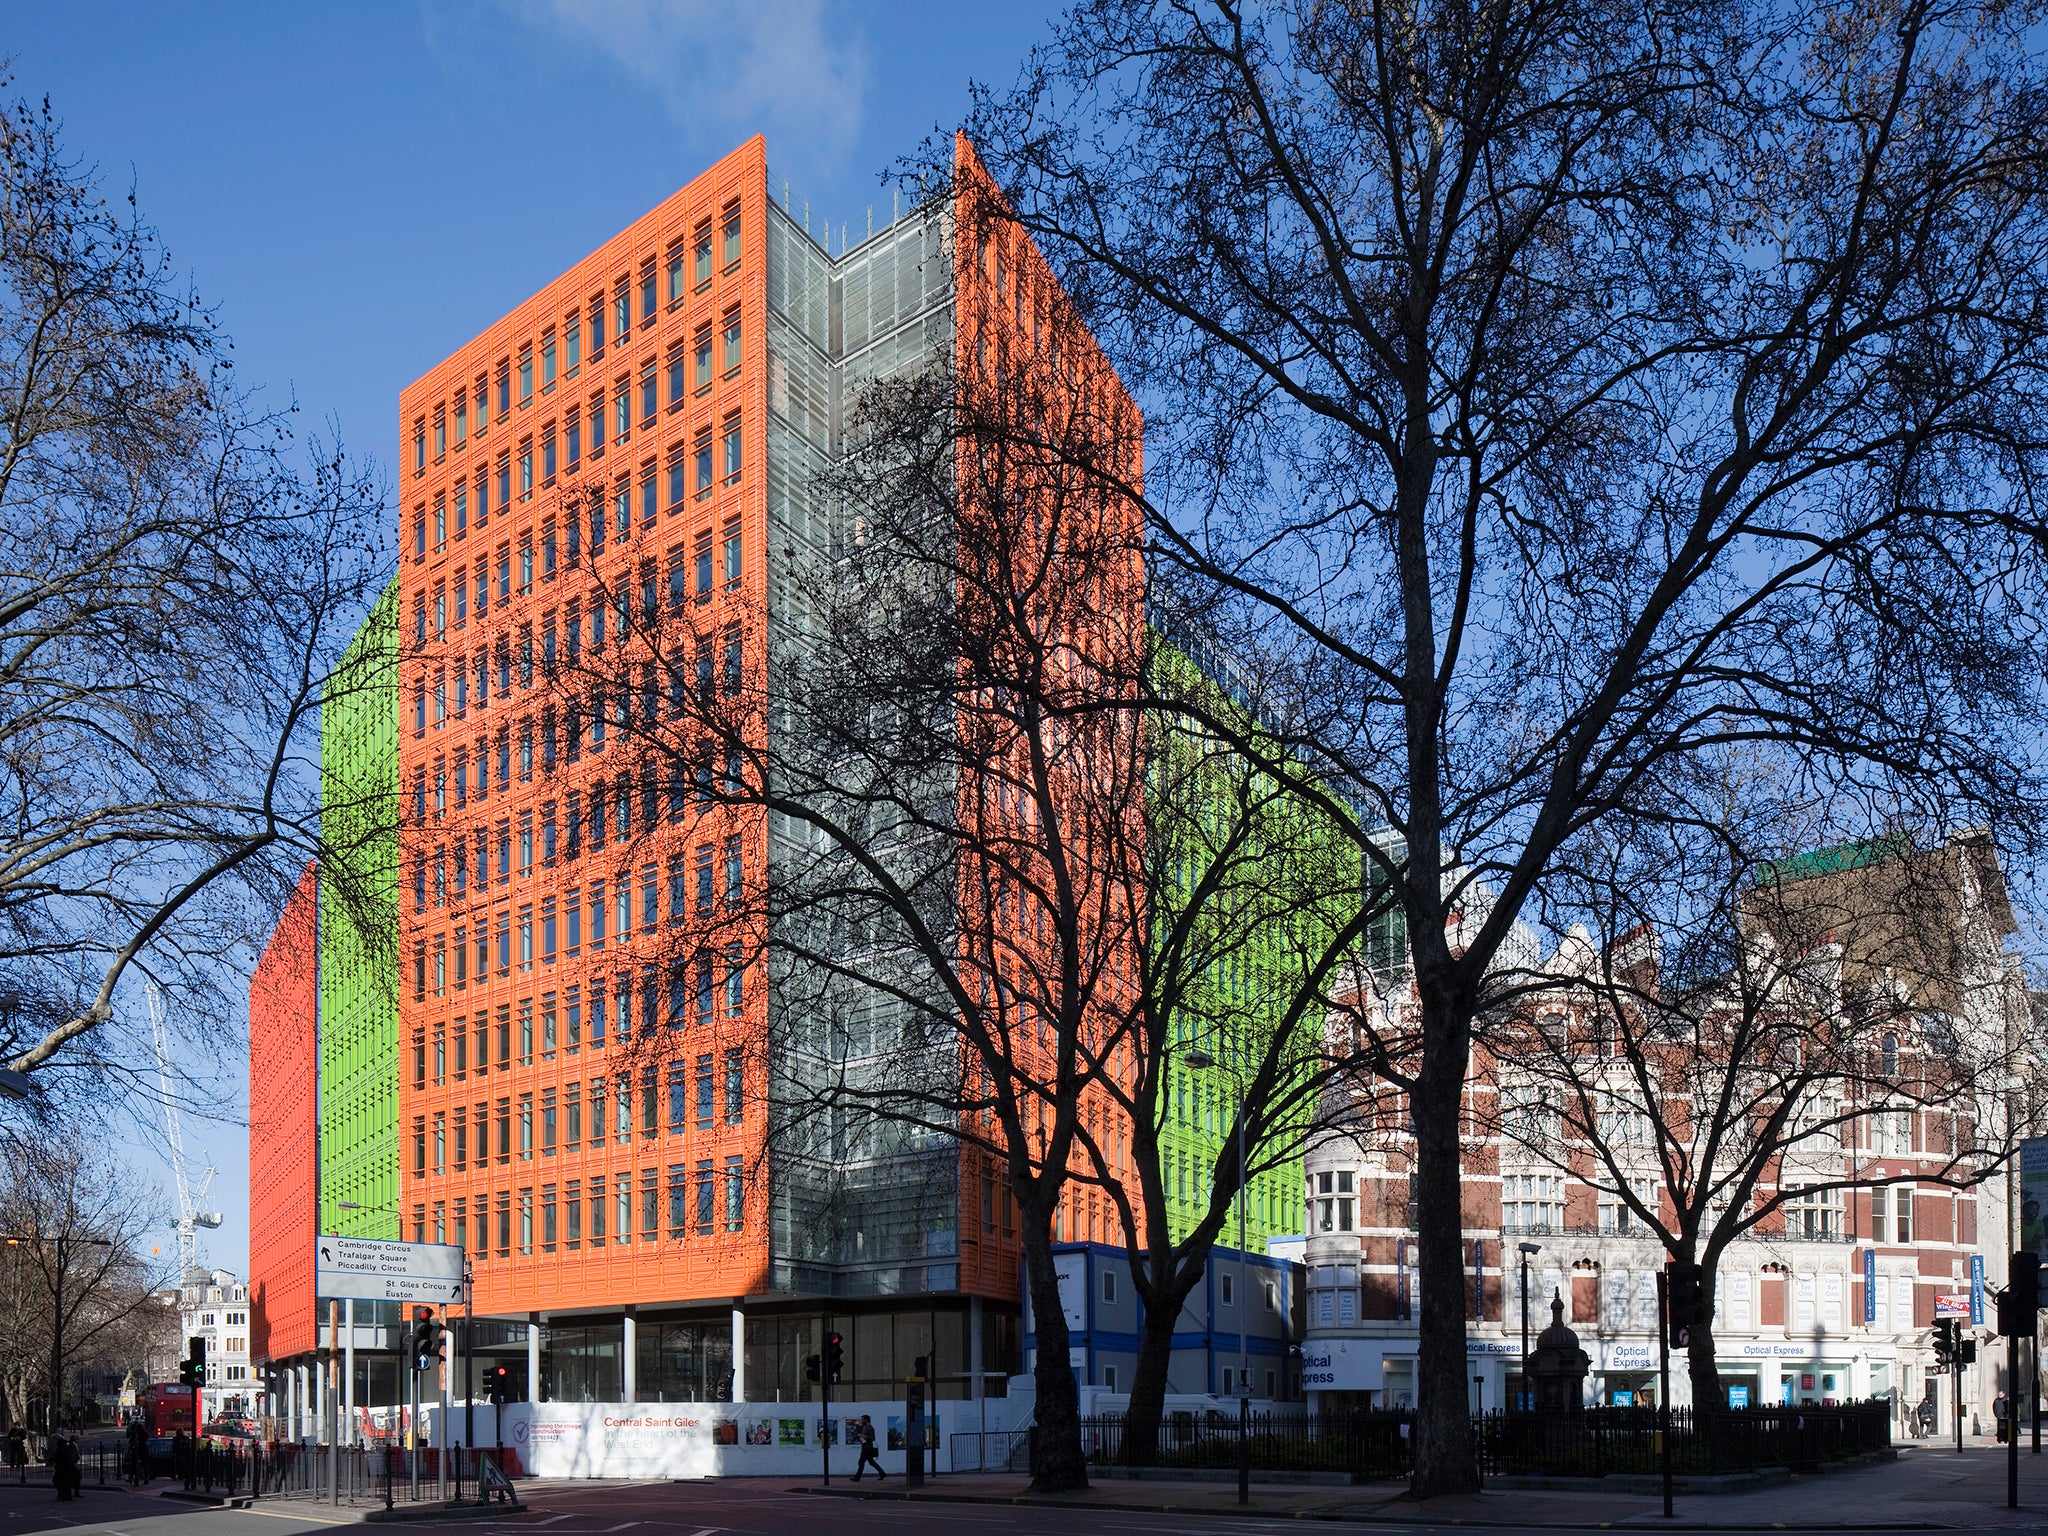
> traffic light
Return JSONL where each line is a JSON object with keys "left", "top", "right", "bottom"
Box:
{"left": 179, "top": 1335, "right": 206, "bottom": 1388}
{"left": 1932, "top": 1318, "right": 1956, "bottom": 1369}
{"left": 1961, "top": 1336, "right": 1978, "bottom": 1366}
{"left": 2004, "top": 1252, "right": 2042, "bottom": 1338}
{"left": 486, "top": 1364, "right": 511, "bottom": 1405}
{"left": 804, "top": 1353, "right": 822, "bottom": 1384}
{"left": 411, "top": 1306, "right": 445, "bottom": 1373}
{"left": 1666, "top": 1260, "right": 1701, "bottom": 1348}
{"left": 822, "top": 1331, "right": 844, "bottom": 1385}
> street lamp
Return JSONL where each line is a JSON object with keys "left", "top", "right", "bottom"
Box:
{"left": 1518, "top": 1242, "right": 1542, "bottom": 1412}
{"left": 1185, "top": 1043, "right": 1251, "bottom": 1507}
{"left": 0, "top": 1066, "right": 31, "bottom": 1100}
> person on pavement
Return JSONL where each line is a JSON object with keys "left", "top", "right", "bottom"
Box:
{"left": 1995, "top": 1391, "right": 2010, "bottom": 1443}
{"left": 853, "top": 1415, "right": 885, "bottom": 1481}
{"left": 49, "top": 1432, "right": 79, "bottom": 1501}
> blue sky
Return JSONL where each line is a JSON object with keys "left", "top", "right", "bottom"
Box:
{"left": 9, "top": 0, "right": 1059, "bottom": 1277}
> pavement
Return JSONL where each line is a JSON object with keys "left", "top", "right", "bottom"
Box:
{"left": 6, "top": 1443, "right": 2048, "bottom": 1536}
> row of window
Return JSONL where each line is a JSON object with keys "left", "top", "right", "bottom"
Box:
{"left": 415, "top": 800, "right": 746, "bottom": 918}
{"left": 414, "top": 1156, "right": 746, "bottom": 1258}
{"left": 409, "top": 959, "right": 748, "bottom": 1075}
{"left": 411, "top": 391, "right": 745, "bottom": 566}
{"left": 412, "top": 1051, "right": 745, "bottom": 1176}
{"left": 413, "top": 843, "right": 749, "bottom": 992}
{"left": 1306, "top": 1262, "right": 1938, "bottom": 1336}
{"left": 411, "top": 512, "right": 743, "bottom": 655}
{"left": 409, "top": 537, "right": 747, "bottom": 742}
{"left": 411, "top": 202, "right": 745, "bottom": 480}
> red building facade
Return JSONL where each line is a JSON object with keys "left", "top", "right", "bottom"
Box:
{"left": 249, "top": 860, "right": 320, "bottom": 1364}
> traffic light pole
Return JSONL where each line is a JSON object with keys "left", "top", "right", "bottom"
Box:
{"left": 1956, "top": 1350, "right": 1965, "bottom": 1456}
{"left": 464, "top": 1269, "right": 476, "bottom": 1470}
{"left": 2009, "top": 1324, "right": 2020, "bottom": 1510}
{"left": 1657, "top": 1268, "right": 1673, "bottom": 1521}
{"left": 821, "top": 1314, "right": 831, "bottom": 1489}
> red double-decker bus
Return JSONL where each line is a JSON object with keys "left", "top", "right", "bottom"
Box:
{"left": 136, "top": 1384, "right": 197, "bottom": 1438}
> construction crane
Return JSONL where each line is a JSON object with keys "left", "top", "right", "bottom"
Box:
{"left": 148, "top": 983, "right": 223, "bottom": 1280}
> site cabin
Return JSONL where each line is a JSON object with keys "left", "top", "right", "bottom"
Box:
{"left": 137, "top": 1384, "right": 197, "bottom": 1438}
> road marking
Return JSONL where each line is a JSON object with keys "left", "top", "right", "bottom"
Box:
{"left": 598, "top": 1524, "right": 640, "bottom": 1532}
{"left": 240, "top": 1510, "right": 359, "bottom": 1526}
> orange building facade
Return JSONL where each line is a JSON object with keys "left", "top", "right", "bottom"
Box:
{"left": 388, "top": 137, "right": 1134, "bottom": 1403}
{"left": 249, "top": 861, "right": 321, "bottom": 1365}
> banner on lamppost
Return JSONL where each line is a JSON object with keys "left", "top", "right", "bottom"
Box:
{"left": 1863, "top": 1248, "right": 1876, "bottom": 1325}
{"left": 1970, "top": 1253, "right": 1985, "bottom": 1326}
{"left": 2021, "top": 1138, "right": 2048, "bottom": 1263}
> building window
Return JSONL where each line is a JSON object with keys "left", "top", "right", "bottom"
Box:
{"left": 721, "top": 417, "right": 742, "bottom": 484}
{"left": 1500, "top": 1172, "right": 1562, "bottom": 1234}
{"left": 1785, "top": 1184, "right": 1843, "bottom": 1240}
{"left": 721, "top": 204, "right": 741, "bottom": 269}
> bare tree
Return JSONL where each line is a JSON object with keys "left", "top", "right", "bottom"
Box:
{"left": 0, "top": 1129, "right": 168, "bottom": 1432}
{"left": 480, "top": 175, "right": 1370, "bottom": 1485}
{"left": 0, "top": 84, "right": 388, "bottom": 1097}
{"left": 1486, "top": 814, "right": 2033, "bottom": 1408}
{"left": 935, "top": 0, "right": 2048, "bottom": 1492}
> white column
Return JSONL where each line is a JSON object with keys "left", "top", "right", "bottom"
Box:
{"left": 343, "top": 1300, "right": 356, "bottom": 1446}
{"left": 730, "top": 1306, "right": 746, "bottom": 1403}
{"left": 622, "top": 1311, "right": 637, "bottom": 1403}
{"left": 527, "top": 1320, "right": 541, "bottom": 1402}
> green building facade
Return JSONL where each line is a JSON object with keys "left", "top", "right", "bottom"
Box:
{"left": 318, "top": 579, "right": 401, "bottom": 1240}
{"left": 1147, "top": 631, "right": 1358, "bottom": 1250}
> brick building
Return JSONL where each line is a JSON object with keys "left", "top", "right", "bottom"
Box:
{"left": 1300, "top": 831, "right": 2031, "bottom": 1430}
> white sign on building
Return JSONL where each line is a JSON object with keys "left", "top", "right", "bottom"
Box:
{"left": 313, "top": 1236, "right": 464, "bottom": 1303}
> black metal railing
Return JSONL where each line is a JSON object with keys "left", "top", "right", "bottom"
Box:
{"left": 1479, "top": 1403, "right": 1891, "bottom": 1478}
{"left": 1066, "top": 1401, "right": 1889, "bottom": 1484}
{"left": 120, "top": 1441, "right": 518, "bottom": 1508}
{"left": 1078, "top": 1410, "right": 1416, "bottom": 1482}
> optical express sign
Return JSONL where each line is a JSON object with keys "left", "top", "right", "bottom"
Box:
{"left": 1301, "top": 1338, "right": 1520, "bottom": 1390}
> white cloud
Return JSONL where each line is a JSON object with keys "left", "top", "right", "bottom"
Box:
{"left": 504, "top": 0, "right": 868, "bottom": 165}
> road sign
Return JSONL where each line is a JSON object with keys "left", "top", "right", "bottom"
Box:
{"left": 314, "top": 1234, "right": 464, "bottom": 1303}
{"left": 1935, "top": 1292, "right": 1971, "bottom": 1319}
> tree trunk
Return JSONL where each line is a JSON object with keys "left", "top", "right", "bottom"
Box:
{"left": 1407, "top": 1048, "right": 1479, "bottom": 1497}
{"left": 1019, "top": 1220, "right": 1089, "bottom": 1492}
{"left": 46, "top": 1257, "right": 63, "bottom": 1436}
{"left": 1686, "top": 1267, "right": 1723, "bottom": 1410}
{"left": 1118, "top": 1262, "right": 1198, "bottom": 1466}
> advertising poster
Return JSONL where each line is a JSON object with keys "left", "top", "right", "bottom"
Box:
{"left": 777, "top": 1418, "right": 806, "bottom": 1447}
{"left": 744, "top": 1418, "right": 772, "bottom": 1446}
{"left": 2023, "top": 1138, "right": 2048, "bottom": 1260}
{"left": 816, "top": 1418, "right": 837, "bottom": 1446}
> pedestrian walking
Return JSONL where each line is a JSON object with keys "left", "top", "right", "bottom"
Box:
{"left": 1917, "top": 1396, "right": 1937, "bottom": 1438}
{"left": 5, "top": 1425, "right": 26, "bottom": 1482}
{"left": 126, "top": 1419, "right": 148, "bottom": 1484}
{"left": 852, "top": 1415, "right": 885, "bottom": 1482}
{"left": 1996, "top": 1391, "right": 2010, "bottom": 1443}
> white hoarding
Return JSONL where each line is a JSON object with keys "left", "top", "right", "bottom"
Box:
{"left": 514, "top": 1400, "right": 949, "bottom": 1479}
{"left": 314, "top": 1235, "right": 464, "bottom": 1303}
